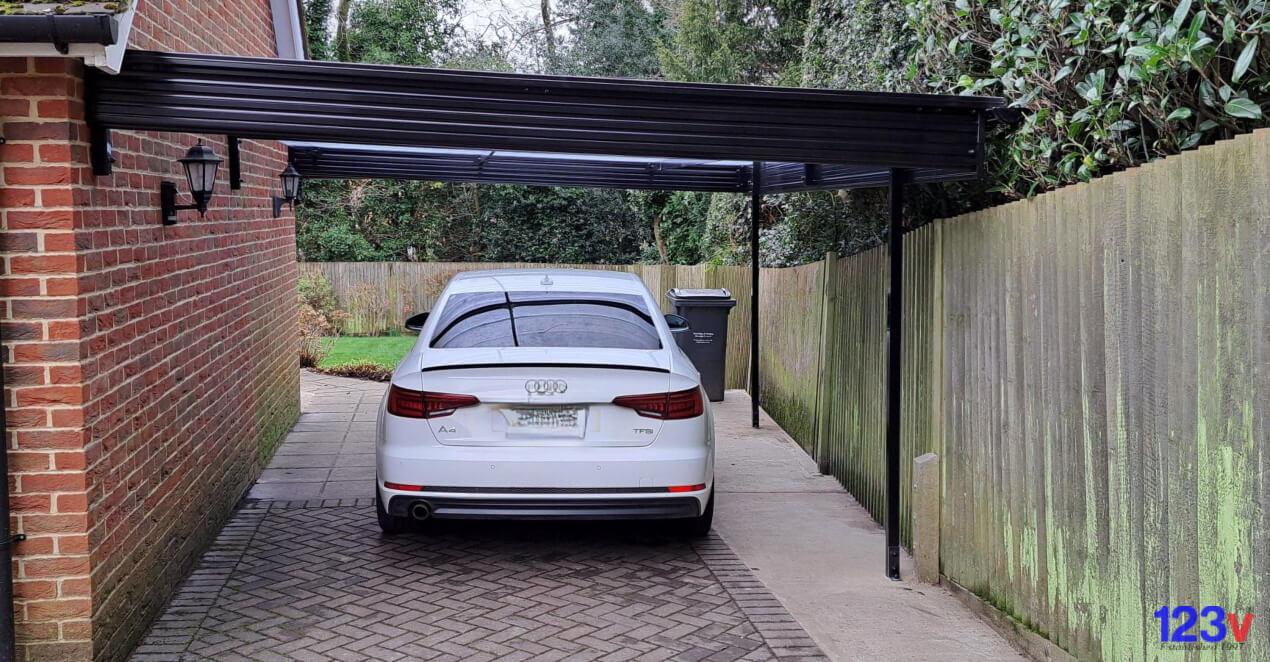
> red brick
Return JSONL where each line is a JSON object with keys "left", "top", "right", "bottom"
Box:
{"left": 37, "top": 187, "right": 74, "bottom": 206}
{"left": 5, "top": 365, "right": 47, "bottom": 387}
{"left": 36, "top": 144, "right": 72, "bottom": 163}
{"left": 12, "top": 343, "right": 80, "bottom": 363}
{"left": 47, "top": 365, "right": 82, "bottom": 385}
{"left": 47, "top": 320, "right": 81, "bottom": 341}
{"left": 44, "top": 277, "right": 79, "bottom": 296}
{"left": 9, "top": 255, "right": 77, "bottom": 275}
{"left": 55, "top": 492, "right": 88, "bottom": 511}
{"left": 16, "top": 536, "right": 55, "bottom": 556}
{"left": 36, "top": 99, "right": 82, "bottom": 120}
{"left": 16, "top": 387, "right": 84, "bottom": 407}
{"left": 21, "top": 556, "right": 89, "bottom": 579}
{"left": 24, "top": 598, "right": 91, "bottom": 621}
{"left": 13, "top": 581, "right": 57, "bottom": 600}
{"left": 9, "top": 493, "right": 51, "bottom": 512}
{"left": 21, "top": 514, "right": 87, "bottom": 536}
{"left": 59, "top": 577, "right": 91, "bottom": 598}
{"left": 58, "top": 619, "right": 92, "bottom": 640}
{"left": 49, "top": 409, "right": 85, "bottom": 428}
{"left": 15, "top": 430, "right": 87, "bottom": 450}
{"left": 55, "top": 535, "right": 89, "bottom": 555}
{"left": 19, "top": 473, "right": 86, "bottom": 493}
{"left": 1, "top": 142, "right": 35, "bottom": 162}
{"left": 4, "top": 166, "right": 72, "bottom": 186}
{"left": 5, "top": 409, "right": 47, "bottom": 429}
{"left": 0, "top": 233, "right": 39, "bottom": 252}
{"left": 0, "top": 121, "right": 70, "bottom": 141}
{"left": 1, "top": 321, "right": 44, "bottom": 341}
{"left": 0, "top": 77, "right": 76, "bottom": 97}
{"left": 0, "top": 187, "right": 37, "bottom": 207}
{"left": 5, "top": 210, "right": 74, "bottom": 229}
{"left": 0, "top": 58, "right": 30, "bottom": 74}
{"left": 23, "top": 640, "right": 94, "bottom": 662}
{"left": 32, "top": 58, "right": 77, "bottom": 74}
{"left": 10, "top": 299, "right": 77, "bottom": 319}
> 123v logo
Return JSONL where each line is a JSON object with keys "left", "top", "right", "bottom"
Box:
{"left": 1155, "top": 606, "right": 1254, "bottom": 643}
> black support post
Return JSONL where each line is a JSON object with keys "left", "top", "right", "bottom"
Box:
{"left": 227, "top": 136, "right": 242, "bottom": 190}
{"left": 750, "top": 162, "right": 763, "bottom": 428}
{"left": 885, "top": 169, "right": 905, "bottom": 580}
{"left": 0, "top": 326, "right": 19, "bottom": 662}
{"left": 89, "top": 124, "right": 113, "bottom": 176}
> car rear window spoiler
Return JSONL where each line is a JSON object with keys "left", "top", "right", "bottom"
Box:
{"left": 419, "top": 362, "right": 671, "bottom": 374}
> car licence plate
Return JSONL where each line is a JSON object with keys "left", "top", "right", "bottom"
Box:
{"left": 502, "top": 406, "right": 587, "bottom": 437}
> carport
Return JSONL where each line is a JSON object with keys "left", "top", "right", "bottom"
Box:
{"left": 84, "top": 50, "right": 1006, "bottom": 579}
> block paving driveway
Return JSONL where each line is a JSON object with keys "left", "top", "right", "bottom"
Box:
{"left": 129, "top": 373, "right": 827, "bottom": 661}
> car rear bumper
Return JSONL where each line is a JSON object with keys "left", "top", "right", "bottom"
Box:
{"left": 384, "top": 492, "right": 705, "bottom": 520}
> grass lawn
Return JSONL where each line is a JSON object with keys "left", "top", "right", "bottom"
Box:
{"left": 318, "top": 336, "right": 416, "bottom": 369}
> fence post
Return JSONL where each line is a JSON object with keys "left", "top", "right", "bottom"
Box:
{"left": 912, "top": 452, "right": 940, "bottom": 583}
{"left": 813, "top": 251, "right": 836, "bottom": 467}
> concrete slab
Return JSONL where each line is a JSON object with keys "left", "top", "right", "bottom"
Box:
{"left": 329, "top": 465, "right": 376, "bottom": 481}
{"left": 711, "top": 391, "right": 1025, "bottom": 662}
{"left": 266, "top": 454, "right": 339, "bottom": 469}
{"left": 320, "top": 480, "right": 371, "bottom": 497}
{"left": 256, "top": 468, "right": 330, "bottom": 483}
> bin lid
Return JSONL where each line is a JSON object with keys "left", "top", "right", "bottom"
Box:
{"left": 666, "top": 288, "right": 737, "bottom": 307}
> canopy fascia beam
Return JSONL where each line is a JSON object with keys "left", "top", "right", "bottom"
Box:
{"left": 86, "top": 50, "right": 1003, "bottom": 173}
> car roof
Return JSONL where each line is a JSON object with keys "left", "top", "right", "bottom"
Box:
{"left": 446, "top": 269, "right": 649, "bottom": 295}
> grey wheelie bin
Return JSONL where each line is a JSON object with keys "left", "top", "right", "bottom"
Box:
{"left": 665, "top": 288, "right": 737, "bottom": 402}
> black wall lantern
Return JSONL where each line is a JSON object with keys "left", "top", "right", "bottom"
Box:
{"left": 161, "top": 140, "right": 222, "bottom": 225}
{"left": 272, "top": 164, "right": 302, "bottom": 217}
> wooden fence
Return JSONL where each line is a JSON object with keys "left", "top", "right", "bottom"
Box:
{"left": 761, "top": 130, "right": 1268, "bottom": 662}
{"left": 301, "top": 261, "right": 754, "bottom": 390}
{"left": 301, "top": 128, "right": 1267, "bottom": 661}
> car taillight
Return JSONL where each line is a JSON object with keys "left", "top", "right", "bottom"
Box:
{"left": 387, "top": 385, "right": 479, "bottom": 419}
{"left": 612, "top": 387, "right": 703, "bottom": 420}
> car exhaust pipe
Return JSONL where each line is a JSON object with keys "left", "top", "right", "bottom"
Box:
{"left": 409, "top": 501, "right": 432, "bottom": 521}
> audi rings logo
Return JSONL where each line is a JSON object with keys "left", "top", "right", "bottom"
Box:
{"left": 525, "top": 379, "right": 568, "bottom": 395}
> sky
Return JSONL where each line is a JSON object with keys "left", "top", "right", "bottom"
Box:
{"left": 459, "top": 0, "right": 542, "bottom": 42}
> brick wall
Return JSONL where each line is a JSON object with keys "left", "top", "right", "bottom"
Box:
{"left": 1, "top": 2, "right": 300, "bottom": 660}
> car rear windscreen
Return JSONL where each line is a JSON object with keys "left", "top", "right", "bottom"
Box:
{"left": 431, "top": 291, "right": 662, "bottom": 350}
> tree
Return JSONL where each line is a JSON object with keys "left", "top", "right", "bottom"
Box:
{"left": 346, "top": 0, "right": 462, "bottom": 66}
{"left": 658, "top": 0, "right": 810, "bottom": 85}
{"left": 556, "top": 0, "right": 669, "bottom": 78}
{"left": 478, "top": 186, "right": 649, "bottom": 264}
{"left": 334, "top": 0, "right": 353, "bottom": 61}
{"left": 302, "top": 0, "right": 334, "bottom": 60}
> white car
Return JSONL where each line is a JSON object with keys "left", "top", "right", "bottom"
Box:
{"left": 375, "top": 269, "right": 715, "bottom": 536}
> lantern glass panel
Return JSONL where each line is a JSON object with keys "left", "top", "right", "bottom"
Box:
{"left": 280, "top": 166, "right": 301, "bottom": 199}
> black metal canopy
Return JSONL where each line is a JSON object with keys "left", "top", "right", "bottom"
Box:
{"left": 86, "top": 50, "right": 1004, "bottom": 187}
{"left": 286, "top": 143, "right": 755, "bottom": 192}
{"left": 284, "top": 143, "right": 979, "bottom": 194}
{"left": 84, "top": 49, "right": 1009, "bottom": 582}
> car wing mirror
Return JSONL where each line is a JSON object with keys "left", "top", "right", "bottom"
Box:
{"left": 665, "top": 313, "right": 690, "bottom": 334}
{"left": 404, "top": 312, "right": 429, "bottom": 334}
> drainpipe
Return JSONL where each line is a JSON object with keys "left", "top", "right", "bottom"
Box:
{"left": 0, "top": 324, "right": 19, "bottom": 662}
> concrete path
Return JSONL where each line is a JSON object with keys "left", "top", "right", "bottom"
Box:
{"left": 138, "top": 371, "right": 1023, "bottom": 662}
{"left": 709, "top": 396, "right": 1025, "bottom": 661}
{"left": 245, "top": 372, "right": 384, "bottom": 500}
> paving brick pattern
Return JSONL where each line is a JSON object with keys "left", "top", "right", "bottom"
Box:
{"left": 129, "top": 372, "right": 826, "bottom": 661}
{"left": 129, "top": 501, "right": 827, "bottom": 662}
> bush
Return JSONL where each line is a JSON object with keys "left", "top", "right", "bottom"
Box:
{"left": 299, "top": 305, "right": 335, "bottom": 368}
{"left": 297, "top": 272, "right": 349, "bottom": 366}
{"left": 910, "top": 0, "right": 1270, "bottom": 197}
{"left": 312, "top": 361, "right": 395, "bottom": 382}
{"left": 298, "top": 271, "right": 340, "bottom": 319}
